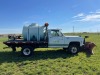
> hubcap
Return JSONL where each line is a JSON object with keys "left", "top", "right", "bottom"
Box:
{"left": 71, "top": 47, "right": 77, "bottom": 53}
{"left": 23, "top": 48, "right": 31, "bottom": 55}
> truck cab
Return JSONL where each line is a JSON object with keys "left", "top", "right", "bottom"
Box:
{"left": 48, "top": 29, "right": 85, "bottom": 54}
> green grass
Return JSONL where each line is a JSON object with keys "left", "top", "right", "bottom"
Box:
{"left": 0, "top": 33, "right": 100, "bottom": 75}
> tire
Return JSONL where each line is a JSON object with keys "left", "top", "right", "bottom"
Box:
{"left": 21, "top": 46, "right": 34, "bottom": 56}
{"left": 68, "top": 44, "right": 79, "bottom": 54}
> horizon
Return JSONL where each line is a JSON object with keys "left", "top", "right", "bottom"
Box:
{"left": 0, "top": 31, "right": 100, "bottom": 35}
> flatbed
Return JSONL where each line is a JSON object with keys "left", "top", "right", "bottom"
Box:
{"left": 3, "top": 39, "right": 48, "bottom": 51}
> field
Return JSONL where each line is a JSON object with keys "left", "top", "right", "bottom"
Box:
{"left": 0, "top": 33, "right": 100, "bottom": 75}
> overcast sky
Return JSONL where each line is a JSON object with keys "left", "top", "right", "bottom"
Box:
{"left": 0, "top": 0, "right": 100, "bottom": 34}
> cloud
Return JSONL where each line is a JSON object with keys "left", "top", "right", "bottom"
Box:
{"left": 80, "top": 14, "right": 100, "bottom": 21}
{"left": 90, "top": 9, "right": 100, "bottom": 14}
{"left": 73, "top": 13, "right": 84, "bottom": 18}
{"left": 95, "top": 9, "right": 100, "bottom": 14}
{"left": 73, "top": 10, "right": 100, "bottom": 22}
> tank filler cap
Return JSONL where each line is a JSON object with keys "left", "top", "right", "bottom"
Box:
{"left": 44, "top": 23, "right": 49, "bottom": 27}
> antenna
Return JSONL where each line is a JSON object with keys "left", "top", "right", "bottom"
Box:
{"left": 73, "top": 26, "right": 74, "bottom": 35}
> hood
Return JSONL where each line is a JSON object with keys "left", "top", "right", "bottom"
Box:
{"left": 65, "top": 36, "right": 80, "bottom": 38}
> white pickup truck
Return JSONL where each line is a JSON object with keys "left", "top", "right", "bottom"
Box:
{"left": 3, "top": 23, "right": 85, "bottom": 56}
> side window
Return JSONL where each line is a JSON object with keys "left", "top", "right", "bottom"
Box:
{"left": 51, "top": 30, "right": 59, "bottom": 36}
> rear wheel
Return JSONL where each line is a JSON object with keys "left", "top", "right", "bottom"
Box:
{"left": 21, "top": 46, "right": 34, "bottom": 56}
{"left": 68, "top": 44, "right": 79, "bottom": 54}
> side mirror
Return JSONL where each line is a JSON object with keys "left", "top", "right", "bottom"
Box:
{"left": 85, "top": 36, "right": 89, "bottom": 38}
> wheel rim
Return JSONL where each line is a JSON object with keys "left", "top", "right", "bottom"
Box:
{"left": 23, "top": 48, "right": 31, "bottom": 56}
{"left": 71, "top": 47, "right": 77, "bottom": 53}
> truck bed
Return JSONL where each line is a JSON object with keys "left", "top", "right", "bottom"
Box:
{"left": 3, "top": 39, "right": 48, "bottom": 48}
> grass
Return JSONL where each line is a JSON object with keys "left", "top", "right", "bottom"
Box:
{"left": 0, "top": 33, "right": 100, "bottom": 75}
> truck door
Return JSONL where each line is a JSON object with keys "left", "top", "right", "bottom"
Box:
{"left": 48, "top": 30, "right": 66, "bottom": 47}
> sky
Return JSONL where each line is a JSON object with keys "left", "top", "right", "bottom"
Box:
{"left": 0, "top": 0, "right": 100, "bottom": 34}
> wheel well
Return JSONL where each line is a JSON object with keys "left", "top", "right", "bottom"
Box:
{"left": 69, "top": 42, "right": 80, "bottom": 47}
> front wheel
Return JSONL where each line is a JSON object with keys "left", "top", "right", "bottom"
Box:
{"left": 68, "top": 44, "right": 79, "bottom": 54}
{"left": 21, "top": 46, "right": 34, "bottom": 56}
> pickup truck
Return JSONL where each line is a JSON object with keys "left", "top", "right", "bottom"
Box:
{"left": 3, "top": 23, "right": 85, "bottom": 56}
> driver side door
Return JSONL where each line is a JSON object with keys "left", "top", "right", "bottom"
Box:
{"left": 48, "top": 30, "right": 65, "bottom": 47}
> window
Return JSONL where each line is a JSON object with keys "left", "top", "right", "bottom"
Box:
{"left": 51, "top": 30, "right": 63, "bottom": 37}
